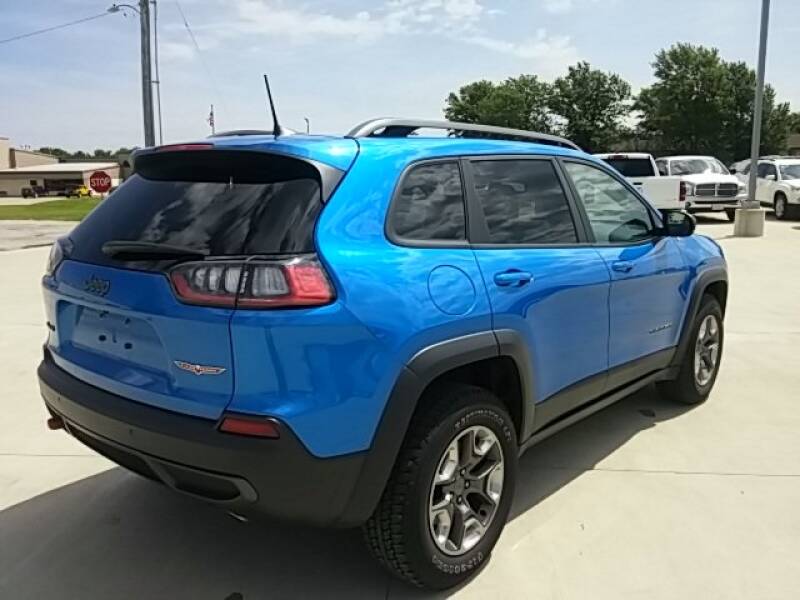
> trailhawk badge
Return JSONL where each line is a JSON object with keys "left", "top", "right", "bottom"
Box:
{"left": 174, "top": 360, "right": 227, "bottom": 376}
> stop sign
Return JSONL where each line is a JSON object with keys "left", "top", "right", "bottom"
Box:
{"left": 89, "top": 171, "right": 112, "bottom": 193}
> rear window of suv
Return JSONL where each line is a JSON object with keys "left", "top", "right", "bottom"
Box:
{"left": 600, "top": 158, "right": 655, "bottom": 178}
{"left": 68, "top": 150, "right": 333, "bottom": 270}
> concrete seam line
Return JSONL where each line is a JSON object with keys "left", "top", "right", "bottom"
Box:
{"left": 529, "top": 466, "right": 800, "bottom": 478}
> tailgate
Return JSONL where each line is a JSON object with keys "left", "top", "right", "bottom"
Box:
{"left": 43, "top": 260, "right": 234, "bottom": 419}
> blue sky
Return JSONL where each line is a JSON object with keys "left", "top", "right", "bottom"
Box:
{"left": 2, "top": 0, "right": 798, "bottom": 150}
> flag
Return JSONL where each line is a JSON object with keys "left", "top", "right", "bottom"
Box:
{"left": 207, "top": 104, "right": 215, "bottom": 133}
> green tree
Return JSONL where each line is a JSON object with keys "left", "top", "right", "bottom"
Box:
{"left": 444, "top": 75, "right": 554, "bottom": 132}
{"left": 36, "top": 147, "right": 71, "bottom": 159}
{"left": 548, "top": 61, "right": 631, "bottom": 152}
{"left": 637, "top": 43, "right": 792, "bottom": 162}
{"left": 92, "top": 148, "right": 112, "bottom": 158}
{"left": 636, "top": 44, "right": 729, "bottom": 156}
{"left": 790, "top": 112, "right": 800, "bottom": 133}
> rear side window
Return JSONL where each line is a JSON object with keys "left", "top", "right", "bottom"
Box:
{"left": 471, "top": 160, "right": 577, "bottom": 245}
{"left": 600, "top": 158, "right": 655, "bottom": 178}
{"left": 68, "top": 151, "right": 328, "bottom": 270}
{"left": 390, "top": 162, "right": 466, "bottom": 242}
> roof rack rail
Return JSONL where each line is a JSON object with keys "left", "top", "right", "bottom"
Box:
{"left": 347, "top": 118, "right": 581, "bottom": 151}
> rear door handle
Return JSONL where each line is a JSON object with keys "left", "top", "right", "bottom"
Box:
{"left": 611, "top": 261, "right": 634, "bottom": 273}
{"left": 494, "top": 270, "right": 533, "bottom": 287}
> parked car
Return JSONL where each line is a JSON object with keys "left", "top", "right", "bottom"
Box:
{"left": 655, "top": 156, "right": 745, "bottom": 221}
{"left": 594, "top": 152, "right": 683, "bottom": 209}
{"left": 21, "top": 185, "right": 47, "bottom": 199}
{"left": 39, "top": 119, "right": 728, "bottom": 590}
{"left": 65, "top": 184, "right": 93, "bottom": 198}
{"left": 734, "top": 157, "right": 800, "bottom": 220}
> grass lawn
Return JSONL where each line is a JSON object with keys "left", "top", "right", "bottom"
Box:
{"left": 0, "top": 198, "right": 102, "bottom": 221}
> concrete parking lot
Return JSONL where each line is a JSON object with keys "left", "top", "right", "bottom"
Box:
{"left": 1, "top": 216, "right": 799, "bottom": 599}
{"left": 0, "top": 220, "right": 73, "bottom": 251}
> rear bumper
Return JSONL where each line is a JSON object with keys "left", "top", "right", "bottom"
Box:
{"left": 37, "top": 350, "right": 370, "bottom": 527}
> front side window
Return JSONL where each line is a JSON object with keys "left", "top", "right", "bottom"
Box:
{"left": 471, "top": 159, "right": 577, "bottom": 245}
{"left": 779, "top": 163, "right": 800, "bottom": 180}
{"left": 391, "top": 162, "right": 466, "bottom": 242}
{"left": 564, "top": 162, "right": 654, "bottom": 244}
{"left": 757, "top": 163, "right": 778, "bottom": 179}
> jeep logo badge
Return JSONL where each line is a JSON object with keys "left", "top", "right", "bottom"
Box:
{"left": 84, "top": 276, "right": 111, "bottom": 297}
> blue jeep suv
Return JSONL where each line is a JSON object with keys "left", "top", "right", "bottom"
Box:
{"left": 38, "top": 119, "right": 727, "bottom": 589}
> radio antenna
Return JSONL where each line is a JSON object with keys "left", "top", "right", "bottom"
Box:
{"left": 263, "top": 74, "right": 283, "bottom": 137}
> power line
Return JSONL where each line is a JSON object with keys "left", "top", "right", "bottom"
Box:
{"left": 174, "top": 1, "right": 224, "bottom": 109}
{"left": 0, "top": 11, "right": 113, "bottom": 46}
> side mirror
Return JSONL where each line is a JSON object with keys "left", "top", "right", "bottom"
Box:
{"left": 659, "top": 210, "right": 696, "bottom": 237}
{"left": 765, "top": 174, "right": 776, "bottom": 181}
{"left": 729, "top": 167, "right": 737, "bottom": 174}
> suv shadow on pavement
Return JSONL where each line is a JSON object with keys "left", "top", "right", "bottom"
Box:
{"left": 0, "top": 385, "right": 694, "bottom": 600}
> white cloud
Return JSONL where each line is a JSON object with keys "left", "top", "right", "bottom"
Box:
{"left": 469, "top": 29, "right": 580, "bottom": 76}
{"left": 160, "top": 41, "right": 194, "bottom": 62}
{"left": 221, "top": 0, "right": 578, "bottom": 69}
{"left": 232, "top": 0, "right": 380, "bottom": 42}
{"left": 544, "top": 0, "right": 573, "bottom": 13}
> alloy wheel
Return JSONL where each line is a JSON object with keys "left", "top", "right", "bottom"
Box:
{"left": 775, "top": 197, "right": 786, "bottom": 219}
{"left": 428, "top": 425, "right": 504, "bottom": 556}
{"left": 694, "top": 314, "right": 721, "bottom": 387}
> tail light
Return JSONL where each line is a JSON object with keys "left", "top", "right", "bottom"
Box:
{"left": 169, "top": 255, "right": 334, "bottom": 309}
{"left": 155, "top": 143, "right": 214, "bottom": 152}
{"left": 219, "top": 414, "right": 280, "bottom": 438}
{"left": 679, "top": 181, "right": 687, "bottom": 202}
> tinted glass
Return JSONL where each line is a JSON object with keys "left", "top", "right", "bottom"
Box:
{"left": 565, "top": 162, "right": 653, "bottom": 244}
{"left": 780, "top": 164, "right": 800, "bottom": 180}
{"left": 600, "top": 158, "right": 655, "bottom": 177}
{"left": 757, "top": 163, "right": 777, "bottom": 178}
{"left": 670, "top": 157, "right": 729, "bottom": 175}
{"left": 472, "top": 160, "right": 577, "bottom": 244}
{"left": 391, "top": 162, "right": 466, "bottom": 241}
{"left": 68, "top": 151, "right": 323, "bottom": 270}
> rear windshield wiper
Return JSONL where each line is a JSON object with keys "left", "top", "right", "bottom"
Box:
{"left": 101, "top": 240, "right": 209, "bottom": 260}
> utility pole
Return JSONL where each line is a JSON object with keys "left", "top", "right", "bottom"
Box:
{"left": 139, "top": 0, "right": 156, "bottom": 147}
{"left": 152, "top": 0, "right": 163, "bottom": 144}
{"left": 734, "top": 0, "right": 769, "bottom": 237}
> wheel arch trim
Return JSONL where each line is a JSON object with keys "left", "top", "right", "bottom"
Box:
{"left": 672, "top": 267, "right": 728, "bottom": 368}
{"left": 336, "top": 329, "right": 533, "bottom": 525}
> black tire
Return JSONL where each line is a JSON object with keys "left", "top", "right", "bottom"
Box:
{"left": 657, "top": 295, "right": 724, "bottom": 405}
{"left": 774, "top": 193, "right": 788, "bottom": 220}
{"left": 363, "top": 384, "right": 517, "bottom": 590}
{"left": 725, "top": 208, "right": 737, "bottom": 222}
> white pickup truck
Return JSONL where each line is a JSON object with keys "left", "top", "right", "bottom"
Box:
{"left": 657, "top": 155, "right": 746, "bottom": 221}
{"left": 594, "top": 153, "right": 683, "bottom": 210}
{"left": 595, "top": 153, "right": 745, "bottom": 220}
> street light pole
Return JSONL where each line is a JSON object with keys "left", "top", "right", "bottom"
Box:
{"left": 139, "top": 0, "right": 156, "bottom": 147}
{"left": 734, "top": 0, "right": 770, "bottom": 237}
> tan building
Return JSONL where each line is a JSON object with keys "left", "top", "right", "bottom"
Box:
{"left": 787, "top": 134, "right": 800, "bottom": 156}
{"left": 0, "top": 162, "right": 120, "bottom": 197}
{"left": 0, "top": 137, "right": 120, "bottom": 197}
{"left": 0, "top": 137, "right": 59, "bottom": 170}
